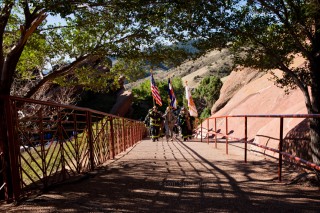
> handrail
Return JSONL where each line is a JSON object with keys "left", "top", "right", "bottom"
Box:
{"left": 202, "top": 114, "right": 320, "bottom": 181}
{"left": 213, "top": 114, "right": 320, "bottom": 118}
{"left": 0, "top": 95, "right": 147, "bottom": 202}
{"left": 0, "top": 95, "right": 138, "bottom": 121}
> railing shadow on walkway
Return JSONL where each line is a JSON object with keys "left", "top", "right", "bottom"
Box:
{"left": 197, "top": 115, "right": 320, "bottom": 183}
{"left": 2, "top": 138, "right": 319, "bottom": 212}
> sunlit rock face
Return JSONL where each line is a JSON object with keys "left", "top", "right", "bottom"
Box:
{"left": 109, "top": 88, "right": 133, "bottom": 117}
{"left": 205, "top": 55, "right": 312, "bottom": 161}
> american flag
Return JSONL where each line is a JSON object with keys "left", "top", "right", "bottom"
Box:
{"left": 151, "top": 74, "right": 162, "bottom": 106}
{"left": 168, "top": 78, "right": 177, "bottom": 109}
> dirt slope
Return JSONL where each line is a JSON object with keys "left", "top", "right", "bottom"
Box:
{"left": 125, "top": 48, "right": 233, "bottom": 90}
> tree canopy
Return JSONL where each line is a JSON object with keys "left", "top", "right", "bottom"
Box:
{"left": 182, "top": 1, "right": 320, "bottom": 114}
{"left": 1, "top": 1, "right": 197, "bottom": 100}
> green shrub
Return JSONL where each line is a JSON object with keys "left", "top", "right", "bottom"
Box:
{"left": 131, "top": 77, "right": 184, "bottom": 119}
{"left": 193, "top": 76, "right": 222, "bottom": 118}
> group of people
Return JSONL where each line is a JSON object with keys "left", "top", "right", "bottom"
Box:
{"left": 144, "top": 106, "right": 194, "bottom": 142}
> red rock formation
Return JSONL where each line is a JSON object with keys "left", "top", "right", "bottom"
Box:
{"left": 109, "top": 88, "right": 133, "bottom": 117}
{"left": 205, "top": 56, "right": 313, "bottom": 162}
{"left": 211, "top": 67, "right": 264, "bottom": 114}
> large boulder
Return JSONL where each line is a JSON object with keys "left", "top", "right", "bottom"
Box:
{"left": 211, "top": 67, "right": 264, "bottom": 114}
{"left": 109, "top": 88, "right": 133, "bottom": 117}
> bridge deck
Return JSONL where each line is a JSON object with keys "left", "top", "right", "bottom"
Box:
{"left": 2, "top": 138, "right": 320, "bottom": 212}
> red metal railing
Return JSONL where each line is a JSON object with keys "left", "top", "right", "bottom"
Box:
{"left": 199, "top": 114, "right": 320, "bottom": 181}
{"left": 0, "top": 96, "right": 146, "bottom": 202}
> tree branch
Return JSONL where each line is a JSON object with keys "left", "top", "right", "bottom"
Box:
{"left": 278, "top": 62, "right": 313, "bottom": 113}
{"left": 256, "top": 0, "right": 312, "bottom": 60}
{"left": 24, "top": 54, "right": 101, "bottom": 99}
{"left": 1, "top": 11, "right": 47, "bottom": 92}
{"left": 0, "top": 2, "right": 14, "bottom": 79}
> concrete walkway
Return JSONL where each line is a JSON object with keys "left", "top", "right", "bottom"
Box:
{"left": 2, "top": 138, "right": 320, "bottom": 212}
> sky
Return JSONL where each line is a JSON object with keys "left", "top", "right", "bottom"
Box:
{"left": 46, "top": 14, "right": 66, "bottom": 26}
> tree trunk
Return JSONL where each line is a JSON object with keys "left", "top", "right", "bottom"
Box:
{"left": 0, "top": 64, "right": 17, "bottom": 201}
{"left": 308, "top": 59, "right": 320, "bottom": 165}
{"left": 309, "top": 118, "right": 320, "bottom": 164}
{"left": 0, "top": 98, "right": 13, "bottom": 201}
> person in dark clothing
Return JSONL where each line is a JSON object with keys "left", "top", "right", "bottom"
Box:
{"left": 185, "top": 110, "right": 194, "bottom": 139}
{"left": 146, "top": 106, "right": 162, "bottom": 141}
{"left": 158, "top": 110, "right": 166, "bottom": 138}
{"left": 144, "top": 108, "right": 153, "bottom": 136}
{"left": 177, "top": 107, "right": 189, "bottom": 141}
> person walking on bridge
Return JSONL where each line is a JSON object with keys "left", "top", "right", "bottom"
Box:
{"left": 163, "top": 106, "right": 177, "bottom": 142}
{"left": 144, "top": 108, "right": 153, "bottom": 136}
{"left": 147, "top": 106, "right": 162, "bottom": 141}
{"left": 177, "top": 107, "right": 190, "bottom": 141}
{"left": 185, "top": 109, "right": 194, "bottom": 139}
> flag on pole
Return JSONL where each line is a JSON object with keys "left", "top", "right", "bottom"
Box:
{"left": 185, "top": 83, "right": 198, "bottom": 117}
{"left": 168, "top": 78, "right": 177, "bottom": 109}
{"left": 151, "top": 74, "right": 162, "bottom": 106}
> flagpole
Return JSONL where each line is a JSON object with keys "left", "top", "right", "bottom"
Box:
{"left": 168, "top": 78, "right": 171, "bottom": 107}
{"left": 185, "top": 80, "right": 188, "bottom": 110}
{"left": 151, "top": 69, "right": 156, "bottom": 107}
{"left": 168, "top": 77, "right": 177, "bottom": 109}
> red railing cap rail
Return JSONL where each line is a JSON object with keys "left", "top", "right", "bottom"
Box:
{"left": 0, "top": 95, "right": 141, "bottom": 122}
{"left": 207, "top": 114, "right": 320, "bottom": 119}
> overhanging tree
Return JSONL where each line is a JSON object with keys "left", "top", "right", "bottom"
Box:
{"left": 0, "top": 0, "right": 197, "bottom": 200}
{"left": 173, "top": 0, "right": 320, "bottom": 164}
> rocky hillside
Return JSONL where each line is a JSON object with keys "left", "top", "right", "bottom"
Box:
{"left": 125, "top": 48, "right": 233, "bottom": 90}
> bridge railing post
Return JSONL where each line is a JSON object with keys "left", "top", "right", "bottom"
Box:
{"left": 121, "top": 118, "right": 125, "bottom": 152}
{"left": 226, "top": 117, "right": 228, "bottom": 155}
{"left": 214, "top": 118, "right": 217, "bottom": 148}
{"left": 207, "top": 118, "right": 209, "bottom": 144}
{"left": 86, "top": 111, "right": 94, "bottom": 170}
{"left": 278, "top": 117, "right": 284, "bottom": 182}
{"left": 109, "top": 117, "right": 115, "bottom": 159}
{"left": 4, "top": 97, "right": 20, "bottom": 202}
{"left": 200, "top": 119, "right": 203, "bottom": 142}
{"left": 244, "top": 116, "right": 247, "bottom": 163}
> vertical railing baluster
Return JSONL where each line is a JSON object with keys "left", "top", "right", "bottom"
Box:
{"left": 122, "top": 118, "right": 125, "bottom": 152}
{"left": 207, "top": 118, "right": 209, "bottom": 144}
{"left": 214, "top": 118, "right": 217, "bottom": 148}
{"left": 38, "top": 108, "right": 47, "bottom": 187}
{"left": 226, "top": 117, "right": 228, "bottom": 155}
{"left": 131, "top": 122, "right": 134, "bottom": 145}
{"left": 279, "top": 117, "right": 284, "bottom": 182}
{"left": 244, "top": 116, "right": 247, "bottom": 163}
{"left": 86, "top": 111, "right": 94, "bottom": 171}
{"left": 109, "top": 117, "right": 115, "bottom": 159}
{"left": 57, "top": 109, "right": 66, "bottom": 179}
{"left": 200, "top": 119, "right": 203, "bottom": 142}
{"left": 73, "top": 112, "right": 80, "bottom": 173}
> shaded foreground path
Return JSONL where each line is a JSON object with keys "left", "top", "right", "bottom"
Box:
{"left": 2, "top": 138, "right": 320, "bottom": 212}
